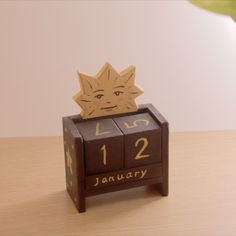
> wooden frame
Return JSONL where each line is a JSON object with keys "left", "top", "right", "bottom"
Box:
{"left": 63, "top": 104, "right": 169, "bottom": 213}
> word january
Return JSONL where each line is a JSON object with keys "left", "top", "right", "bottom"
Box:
{"left": 94, "top": 169, "right": 147, "bottom": 187}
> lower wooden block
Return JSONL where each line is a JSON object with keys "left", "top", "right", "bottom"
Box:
{"left": 86, "top": 163, "right": 162, "bottom": 190}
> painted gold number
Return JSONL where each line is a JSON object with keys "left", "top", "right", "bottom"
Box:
{"left": 134, "top": 137, "right": 150, "bottom": 160}
{"left": 96, "top": 122, "right": 111, "bottom": 136}
{"left": 101, "top": 144, "right": 107, "bottom": 165}
{"left": 124, "top": 119, "right": 149, "bottom": 129}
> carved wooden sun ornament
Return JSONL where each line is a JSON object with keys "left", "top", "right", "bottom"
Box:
{"left": 73, "top": 63, "right": 143, "bottom": 119}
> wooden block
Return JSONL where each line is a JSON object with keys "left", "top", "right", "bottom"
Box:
{"left": 76, "top": 118, "right": 124, "bottom": 175}
{"left": 114, "top": 113, "right": 162, "bottom": 168}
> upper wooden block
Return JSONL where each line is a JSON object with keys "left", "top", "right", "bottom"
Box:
{"left": 113, "top": 113, "right": 160, "bottom": 134}
{"left": 76, "top": 118, "right": 123, "bottom": 141}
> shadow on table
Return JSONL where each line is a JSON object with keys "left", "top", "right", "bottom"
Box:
{"left": 86, "top": 184, "right": 162, "bottom": 208}
{"left": 0, "top": 185, "right": 163, "bottom": 236}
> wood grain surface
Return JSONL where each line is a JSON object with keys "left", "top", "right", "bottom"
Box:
{"left": 1, "top": 131, "right": 236, "bottom": 236}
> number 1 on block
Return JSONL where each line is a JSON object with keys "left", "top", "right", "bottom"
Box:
{"left": 101, "top": 144, "right": 107, "bottom": 165}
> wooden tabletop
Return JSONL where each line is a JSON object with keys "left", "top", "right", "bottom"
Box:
{"left": 1, "top": 131, "right": 236, "bottom": 236}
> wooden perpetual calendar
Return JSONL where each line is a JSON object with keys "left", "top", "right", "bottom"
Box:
{"left": 63, "top": 63, "right": 169, "bottom": 213}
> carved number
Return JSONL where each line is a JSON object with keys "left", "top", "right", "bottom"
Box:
{"left": 134, "top": 137, "right": 150, "bottom": 160}
{"left": 96, "top": 122, "right": 111, "bottom": 136}
{"left": 124, "top": 119, "right": 149, "bottom": 129}
{"left": 101, "top": 144, "right": 107, "bottom": 165}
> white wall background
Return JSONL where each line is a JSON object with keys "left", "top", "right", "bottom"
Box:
{"left": 0, "top": 1, "right": 236, "bottom": 137}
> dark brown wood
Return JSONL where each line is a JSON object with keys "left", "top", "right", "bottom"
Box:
{"left": 63, "top": 117, "right": 86, "bottom": 213}
{"left": 86, "top": 177, "right": 163, "bottom": 197}
{"left": 142, "top": 104, "right": 169, "bottom": 196}
{"left": 114, "top": 113, "right": 162, "bottom": 168}
{"left": 76, "top": 118, "right": 124, "bottom": 175}
{"left": 158, "top": 122, "right": 169, "bottom": 196}
{"left": 86, "top": 163, "right": 162, "bottom": 190}
{"left": 62, "top": 104, "right": 169, "bottom": 213}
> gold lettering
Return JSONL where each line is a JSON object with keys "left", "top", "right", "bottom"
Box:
{"left": 108, "top": 176, "right": 115, "bottom": 182}
{"left": 126, "top": 172, "right": 133, "bottom": 179}
{"left": 117, "top": 174, "right": 125, "bottom": 181}
{"left": 95, "top": 122, "right": 111, "bottom": 136}
{"left": 140, "top": 169, "right": 147, "bottom": 179}
{"left": 101, "top": 144, "right": 107, "bottom": 165}
{"left": 92, "top": 169, "right": 148, "bottom": 188}
{"left": 102, "top": 177, "right": 108, "bottom": 184}
{"left": 134, "top": 137, "right": 150, "bottom": 160}
{"left": 134, "top": 171, "right": 140, "bottom": 177}
{"left": 94, "top": 177, "right": 99, "bottom": 186}
{"left": 124, "top": 119, "right": 149, "bottom": 129}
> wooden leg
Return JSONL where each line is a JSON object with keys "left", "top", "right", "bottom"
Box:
{"left": 78, "top": 195, "right": 86, "bottom": 213}
{"left": 158, "top": 179, "right": 168, "bottom": 196}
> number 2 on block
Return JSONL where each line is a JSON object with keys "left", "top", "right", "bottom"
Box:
{"left": 101, "top": 144, "right": 107, "bottom": 165}
{"left": 134, "top": 137, "right": 150, "bottom": 160}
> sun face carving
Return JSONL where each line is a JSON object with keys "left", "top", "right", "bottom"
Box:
{"left": 73, "top": 63, "right": 143, "bottom": 119}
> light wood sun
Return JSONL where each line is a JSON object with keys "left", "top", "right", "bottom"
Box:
{"left": 73, "top": 63, "right": 143, "bottom": 119}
